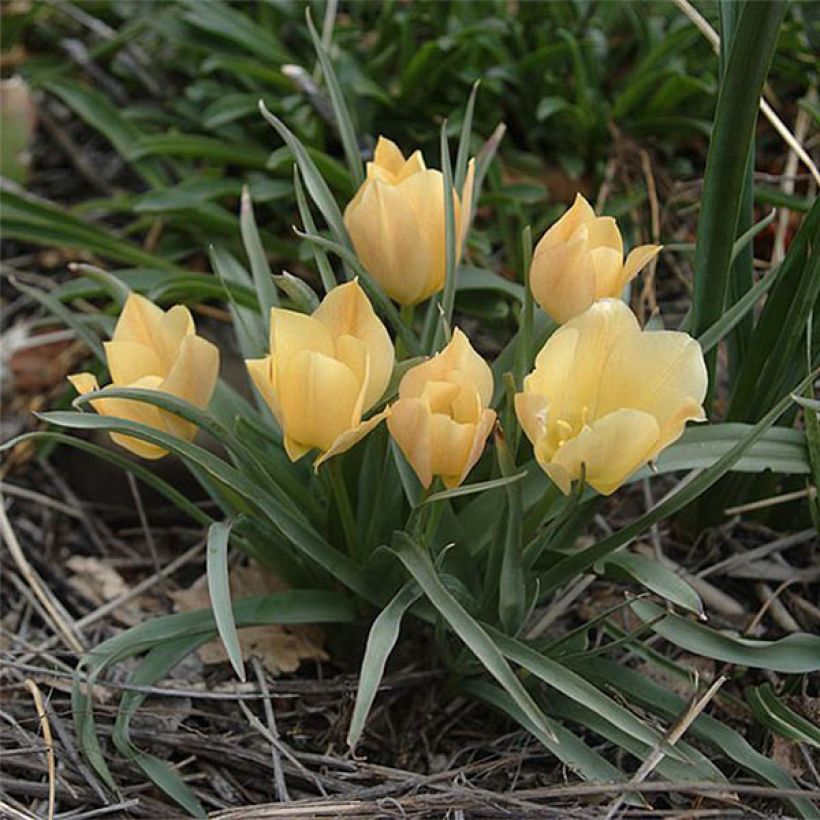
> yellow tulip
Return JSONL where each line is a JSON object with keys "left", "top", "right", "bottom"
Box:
{"left": 246, "top": 280, "right": 394, "bottom": 467}
{"left": 68, "top": 293, "right": 219, "bottom": 459}
{"left": 515, "top": 299, "right": 707, "bottom": 496}
{"left": 344, "top": 136, "right": 471, "bottom": 306}
{"left": 530, "top": 193, "right": 661, "bottom": 324}
{"left": 388, "top": 329, "right": 496, "bottom": 489}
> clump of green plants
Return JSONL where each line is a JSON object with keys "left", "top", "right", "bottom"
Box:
{"left": 3, "top": 3, "right": 819, "bottom": 818}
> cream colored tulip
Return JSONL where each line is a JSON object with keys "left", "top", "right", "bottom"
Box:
{"left": 344, "top": 136, "right": 472, "bottom": 306}
{"left": 246, "top": 280, "right": 394, "bottom": 466}
{"left": 68, "top": 293, "right": 219, "bottom": 459}
{"left": 515, "top": 299, "right": 707, "bottom": 496}
{"left": 388, "top": 329, "right": 496, "bottom": 489}
{"left": 530, "top": 193, "right": 661, "bottom": 324}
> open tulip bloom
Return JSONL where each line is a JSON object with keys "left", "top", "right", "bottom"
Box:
{"left": 20, "top": 73, "right": 819, "bottom": 818}
{"left": 68, "top": 293, "right": 219, "bottom": 459}
{"left": 246, "top": 281, "right": 395, "bottom": 467}
{"left": 516, "top": 299, "right": 708, "bottom": 495}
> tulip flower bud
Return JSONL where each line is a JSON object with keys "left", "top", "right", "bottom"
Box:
{"left": 68, "top": 294, "right": 219, "bottom": 459}
{"left": 344, "top": 137, "right": 472, "bottom": 306}
{"left": 516, "top": 299, "right": 707, "bottom": 495}
{"left": 388, "top": 329, "right": 495, "bottom": 489}
{"left": 530, "top": 193, "right": 661, "bottom": 324}
{"left": 246, "top": 280, "right": 395, "bottom": 466}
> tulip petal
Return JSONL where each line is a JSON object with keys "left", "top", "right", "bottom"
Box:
{"left": 398, "top": 168, "right": 457, "bottom": 301}
{"left": 514, "top": 391, "right": 550, "bottom": 449}
{"left": 586, "top": 216, "right": 623, "bottom": 256}
{"left": 591, "top": 246, "right": 626, "bottom": 298}
{"left": 557, "top": 299, "right": 641, "bottom": 418}
{"left": 547, "top": 408, "right": 660, "bottom": 496}
{"left": 284, "top": 435, "right": 311, "bottom": 462}
{"left": 68, "top": 372, "right": 100, "bottom": 396}
{"left": 113, "top": 293, "right": 165, "bottom": 348}
{"left": 314, "top": 408, "right": 390, "bottom": 469}
{"left": 246, "top": 356, "right": 282, "bottom": 424}
{"left": 400, "top": 329, "right": 492, "bottom": 407}
{"left": 270, "top": 308, "right": 334, "bottom": 361}
{"left": 344, "top": 181, "right": 433, "bottom": 306}
{"left": 387, "top": 397, "right": 433, "bottom": 488}
{"left": 279, "top": 350, "right": 361, "bottom": 456}
{"left": 600, "top": 330, "right": 707, "bottom": 451}
{"left": 459, "top": 158, "right": 475, "bottom": 251}
{"left": 619, "top": 244, "right": 662, "bottom": 291}
{"left": 529, "top": 240, "right": 596, "bottom": 324}
{"left": 104, "top": 341, "right": 163, "bottom": 386}
{"left": 538, "top": 193, "right": 596, "bottom": 248}
{"left": 158, "top": 335, "right": 219, "bottom": 441}
{"left": 373, "top": 136, "right": 405, "bottom": 175}
{"left": 451, "top": 408, "right": 496, "bottom": 489}
{"left": 113, "top": 295, "right": 194, "bottom": 374}
{"left": 91, "top": 374, "right": 168, "bottom": 460}
{"left": 313, "top": 280, "right": 394, "bottom": 409}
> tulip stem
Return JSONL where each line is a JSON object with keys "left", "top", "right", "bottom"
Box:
{"left": 327, "top": 460, "right": 357, "bottom": 558}
{"left": 398, "top": 304, "right": 415, "bottom": 357}
{"left": 523, "top": 483, "right": 561, "bottom": 541}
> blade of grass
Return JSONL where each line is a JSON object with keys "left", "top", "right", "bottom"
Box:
{"left": 258, "top": 100, "right": 348, "bottom": 246}
{"left": 293, "top": 166, "right": 338, "bottom": 293}
{"left": 392, "top": 532, "right": 556, "bottom": 742}
{"left": 240, "top": 186, "right": 279, "bottom": 328}
{"left": 305, "top": 8, "right": 364, "bottom": 186}
{"left": 206, "top": 519, "right": 245, "bottom": 681}
{"left": 347, "top": 581, "right": 421, "bottom": 749}
{"left": 690, "top": 1, "right": 787, "bottom": 387}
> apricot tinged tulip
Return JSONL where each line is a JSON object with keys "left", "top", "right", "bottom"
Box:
{"left": 515, "top": 299, "right": 707, "bottom": 496}
{"left": 246, "top": 281, "right": 394, "bottom": 467}
{"left": 344, "top": 136, "right": 470, "bottom": 306}
{"left": 68, "top": 293, "right": 219, "bottom": 459}
{"left": 388, "top": 329, "right": 495, "bottom": 489}
{"left": 530, "top": 193, "right": 661, "bottom": 324}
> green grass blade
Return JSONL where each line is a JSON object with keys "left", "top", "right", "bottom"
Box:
{"left": 392, "top": 532, "right": 556, "bottom": 743}
{"left": 455, "top": 80, "right": 480, "bottom": 193}
{"left": 113, "top": 635, "right": 210, "bottom": 818}
{"left": 11, "top": 278, "right": 105, "bottom": 362}
{"left": 240, "top": 186, "right": 279, "bottom": 325}
{"left": 306, "top": 8, "right": 364, "bottom": 186}
{"left": 437, "top": 121, "right": 458, "bottom": 348}
{"left": 206, "top": 519, "right": 245, "bottom": 681}
{"left": 603, "top": 553, "right": 703, "bottom": 616}
{"left": 697, "top": 260, "right": 781, "bottom": 354}
{"left": 293, "top": 166, "right": 338, "bottom": 293}
{"left": 1, "top": 187, "right": 181, "bottom": 271}
{"left": 489, "top": 629, "right": 680, "bottom": 757}
{"left": 258, "top": 101, "right": 349, "bottom": 246}
{"left": 579, "top": 658, "right": 817, "bottom": 818}
{"left": 421, "top": 472, "right": 526, "bottom": 506}
{"left": 690, "top": 1, "right": 787, "bottom": 384}
{"left": 463, "top": 680, "right": 629, "bottom": 785}
{"left": 38, "top": 411, "right": 377, "bottom": 602}
{"left": 0, "top": 432, "right": 212, "bottom": 527}
{"left": 496, "top": 434, "right": 525, "bottom": 634}
{"left": 745, "top": 684, "right": 820, "bottom": 747}
{"left": 630, "top": 599, "right": 820, "bottom": 674}
{"left": 42, "top": 78, "right": 168, "bottom": 187}
{"left": 347, "top": 582, "right": 421, "bottom": 749}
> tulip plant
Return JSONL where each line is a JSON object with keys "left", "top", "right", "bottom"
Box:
{"left": 5, "top": 14, "right": 819, "bottom": 818}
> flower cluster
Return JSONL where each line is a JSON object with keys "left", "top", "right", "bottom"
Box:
{"left": 70, "top": 140, "right": 706, "bottom": 497}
